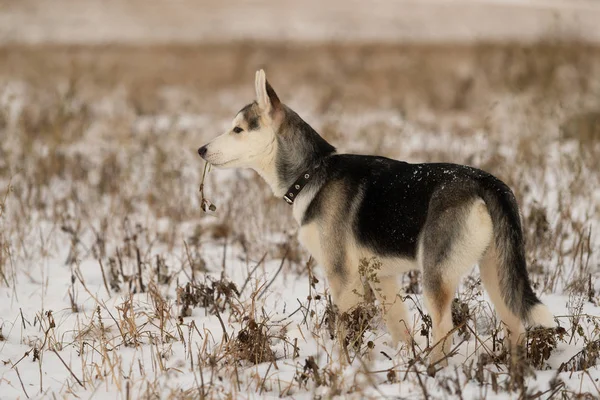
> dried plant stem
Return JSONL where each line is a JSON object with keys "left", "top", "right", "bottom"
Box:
{"left": 52, "top": 349, "right": 85, "bottom": 388}
{"left": 136, "top": 247, "right": 145, "bottom": 293}
{"left": 98, "top": 259, "right": 111, "bottom": 296}
{"left": 240, "top": 252, "right": 268, "bottom": 295}
{"left": 214, "top": 307, "right": 229, "bottom": 343}
{"left": 258, "top": 249, "right": 288, "bottom": 300}
{"left": 13, "top": 366, "right": 29, "bottom": 399}
{"left": 199, "top": 162, "right": 216, "bottom": 212}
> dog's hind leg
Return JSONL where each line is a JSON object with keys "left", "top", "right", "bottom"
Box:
{"left": 421, "top": 196, "right": 494, "bottom": 366}
{"left": 423, "top": 270, "right": 457, "bottom": 366}
{"left": 479, "top": 245, "right": 525, "bottom": 352}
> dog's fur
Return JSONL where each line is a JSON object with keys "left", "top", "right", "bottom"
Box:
{"left": 198, "top": 70, "right": 556, "bottom": 365}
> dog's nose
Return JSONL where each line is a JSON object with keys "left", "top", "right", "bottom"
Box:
{"left": 198, "top": 146, "right": 207, "bottom": 157}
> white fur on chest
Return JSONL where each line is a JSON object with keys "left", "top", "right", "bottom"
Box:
{"left": 293, "top": 186, "right": 324, "bottom": 267}
{"left": 298, "top": 222, "right": 322, "bottom": 267}
{"left": 292, "top": 185, "right": 318, "bottom": 224}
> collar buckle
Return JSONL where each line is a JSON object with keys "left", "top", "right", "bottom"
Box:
{"left": 282, "top": 170, "right": 312, "bottom": 205}
{"left": 283, "top": 194, "right": 294, "bottom": 204}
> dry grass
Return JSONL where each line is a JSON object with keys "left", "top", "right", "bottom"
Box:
{"left": 1, "top": 41, "right": 599, "bottom": 398}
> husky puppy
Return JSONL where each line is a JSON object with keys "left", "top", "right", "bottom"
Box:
{"left": 198, "top": 70, "right": 556, "bottom": 365}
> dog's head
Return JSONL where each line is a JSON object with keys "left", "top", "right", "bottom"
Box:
{"left": 198, "top": 70, "right": 283, "bottom": 169}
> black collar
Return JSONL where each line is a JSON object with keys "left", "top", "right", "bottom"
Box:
{"left": 283, "top": 170, "right": 313, "bottom": 205}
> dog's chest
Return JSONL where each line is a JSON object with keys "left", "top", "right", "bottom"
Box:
{"left": 297, "top": 222, "right": 323, "bottom": 265}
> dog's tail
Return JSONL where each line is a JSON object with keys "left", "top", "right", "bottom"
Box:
{"left": 480, "top": 179, "right": 555, "bottom": 328}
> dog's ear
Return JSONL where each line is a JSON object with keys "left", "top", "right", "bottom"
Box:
{"left": 265, "top": 80, "right": 281, "bottom": 111}
{"left": 255, "top": 70, "right": 281, "bottom": 117}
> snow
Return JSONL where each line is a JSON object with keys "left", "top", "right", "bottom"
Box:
{"left": 1, "top": 83, "right": 599, "bottom": 397}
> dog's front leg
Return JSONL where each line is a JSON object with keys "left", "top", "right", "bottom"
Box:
{"left": 370, "top": 278, "right": 413, "bottom": 346}
{"left": 299, "top": 224, "right": 365, "bottom": 312}
{"left": 326, "top": 265, "right": 364, "bottom": 314}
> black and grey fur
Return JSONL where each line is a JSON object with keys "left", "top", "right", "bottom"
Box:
{"left": 198, "top": 70, "right": 556, "bottom": 365}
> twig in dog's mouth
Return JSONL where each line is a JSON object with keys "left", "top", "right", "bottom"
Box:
{"left": 199, "top": 162, "right": 217, "bottom": 212}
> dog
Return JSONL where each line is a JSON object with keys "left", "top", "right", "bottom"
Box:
{"left": 198, "top": 70, "right": 556, "bottom": 365}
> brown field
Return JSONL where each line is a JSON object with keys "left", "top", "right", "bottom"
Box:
{"left": 1, "top": 42, "right": 600, "bottom": 398}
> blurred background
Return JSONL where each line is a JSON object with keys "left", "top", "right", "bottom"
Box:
{"left": 2, "top": 0, "right": 600, "bottom": 44}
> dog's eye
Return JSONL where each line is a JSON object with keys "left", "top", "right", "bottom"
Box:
{"left": 232, "top": 126, "right": 244, "bottom": 134}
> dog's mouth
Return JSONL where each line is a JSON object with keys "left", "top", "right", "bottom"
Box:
{"left": 209, "top": 157, "right": 240, "bottom": 167}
